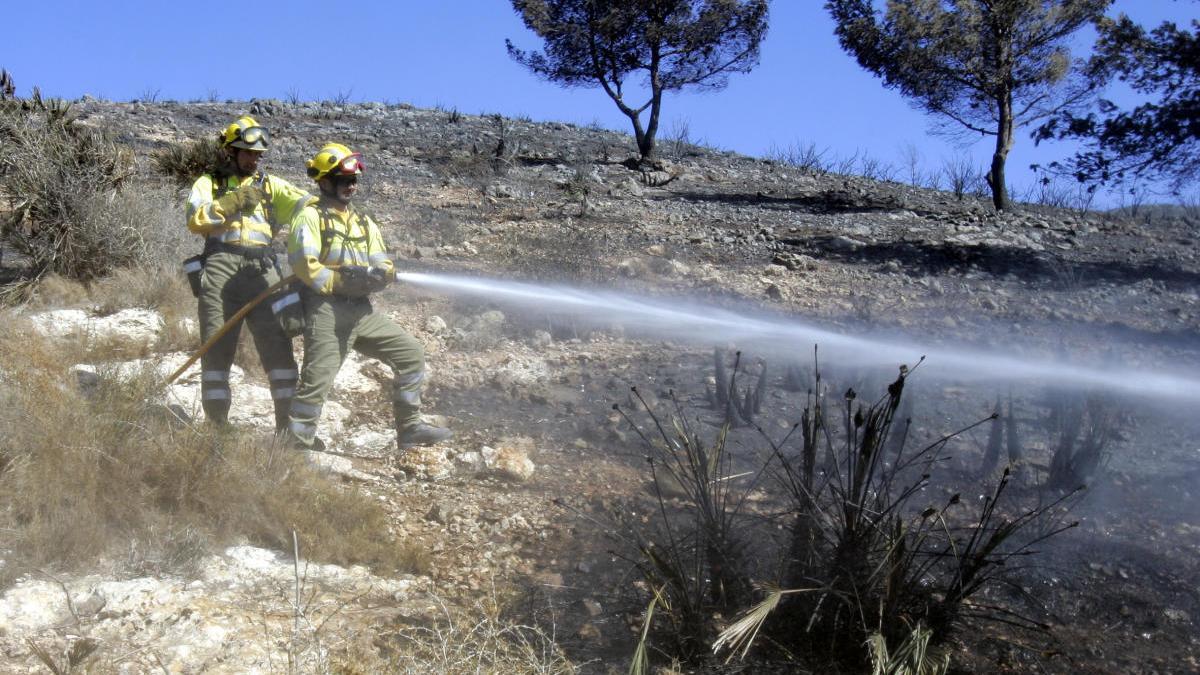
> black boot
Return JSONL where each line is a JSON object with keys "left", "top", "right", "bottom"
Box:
{"left": 397, "top": 423, "right": 453, "bottom": 448}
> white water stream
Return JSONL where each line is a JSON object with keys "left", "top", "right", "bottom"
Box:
{"left": 397, "top": 271, "right": 1200, "bottom": 403}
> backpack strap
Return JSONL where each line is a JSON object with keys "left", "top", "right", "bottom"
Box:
{"left": 255, "top": 170, "right": 279, "bottom": 231}
{"left": 316, "top": 203, "right": 369, "bottom": 264}
{"left": 210, "top": 173, "right": 230, "bottom": 199}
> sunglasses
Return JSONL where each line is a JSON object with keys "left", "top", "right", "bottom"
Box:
{"left": 237, "top": 126, "right": 270, "bottom": 146}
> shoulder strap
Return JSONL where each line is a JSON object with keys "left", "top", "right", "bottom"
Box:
{"left": 316, "top": 203, "right": 368, "bottom": 263}
{"left": 256, "top": 170, "right": 278, "bottom": 230}
{"left": 317, "top": 204, "right": 335, "bottom": 263}
{"left": 210, "top": 173, "right": 230, "bottom": 199}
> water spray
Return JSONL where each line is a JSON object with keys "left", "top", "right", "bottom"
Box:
{"left": 397, "top": 271, "right": 1200, "bottom": 403}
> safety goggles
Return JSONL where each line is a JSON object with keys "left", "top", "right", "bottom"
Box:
{"left": 333, "top": 153, "right": 364, "bottom": 176}
{"left": 236, "top": 126, "right": 269, "bottom": 147}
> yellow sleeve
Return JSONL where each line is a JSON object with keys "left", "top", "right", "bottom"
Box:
{"left": 265, "top": 175, "right": 314, "bottom": 237}
{"left": 185, "top": 174, "right": 226, "bottom": 236}
{"left": 364, "top": 215, "right": 394, "bottom": 275}
{"left": 287, "top": 205, "right": 335, "bottom": 294}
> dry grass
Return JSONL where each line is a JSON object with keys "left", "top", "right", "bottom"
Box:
{"left": 335, "top": 590, "right": 578, "bottom": 674}
{"left": 0, "top": 318, "right": 422, "bottom": 588}
{"left": 25, "top": 273, "right": 92, "bottom": 308}
{"left": 89, "top": 262, "right": 195, "bottom": 315}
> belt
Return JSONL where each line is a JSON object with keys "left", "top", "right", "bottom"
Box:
{"left": 205, "top": 240, "right": 273, "bottom": 261}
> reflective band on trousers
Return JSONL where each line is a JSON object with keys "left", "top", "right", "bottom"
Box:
{"left": 290, "top": 401, "right": 322, "bottom": 417}
{"left": 289, "top": 420, "right": 316, "bottom": 440}
{"left": 271, "top": 387, "right": 295, "bottom": 400}
{"left": 183, "top": 259, "right": 204, "bottom": 273}
{"left": 203, "top": 390, "right": 231, "bottom": 400}
{"left": 396, "top": 370, "right": 424, "bottom": 388}
{"left": 202, "top": 370, "right": 231, "bottom": 382}
{"left": 271, "top": 293, "right": 301, "bottom": 315}
{"left": 397, "top": 390, "right": 420, "bottom": 405}
{"left": 268, "top": 369, "right": 298, "bottom": 381}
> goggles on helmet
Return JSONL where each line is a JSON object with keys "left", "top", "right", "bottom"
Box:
{"left": 332, "top": 153, "right": 364, "bottom": 176}
{"left": 233, "top": 126, "right": 269, "bottom": 148}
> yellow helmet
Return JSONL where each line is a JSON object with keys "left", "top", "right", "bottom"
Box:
{"left": 307, "top": 143, "right": 365, "bottom": 181}
{"left": 221, "top": 115, "right": 269, "bottom": 151}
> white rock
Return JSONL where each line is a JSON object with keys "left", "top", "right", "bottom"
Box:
{"left": 492, "top": 355, "right": 550, "bottom": 389}
{"left": 425, "top": 315, "right": 449, "bottom": 335}
{"left": 482, "top": 437, "right": 536, "bottom": 482}
{"left": 27, "top": 308, "right": 165, "bottom": 345}
{"left": 333, "top": 351, "right": 385, "bottom": 394}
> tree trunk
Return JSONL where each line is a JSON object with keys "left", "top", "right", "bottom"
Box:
{"left": 626, "top": 110, "right": 648, "bottom": 160}
{"left": 640, "top": 87, "right": 663, "bottom": 160}
{"left": 637, "top": 42, "right": 665, "bottom": 162}
{"left": 988, "top": 92, "right": 1014, "bottom": 211}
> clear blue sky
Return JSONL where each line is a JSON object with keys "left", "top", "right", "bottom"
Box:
{"left": 6, "top": 1, "right": 1195, "bottom": 205}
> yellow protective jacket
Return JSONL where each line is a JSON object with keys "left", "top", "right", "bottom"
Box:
{"left": 186, "top": 172, "right": 311, "bottom": 247}
{"left": 287, "top": 201, "right": 394, "bottom": 295}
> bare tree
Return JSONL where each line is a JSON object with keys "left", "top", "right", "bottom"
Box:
{"left": 827, "top": 0, "right": 1110, "bottom": 211}
{"left": 507, "top": 0, "right": 768, "bottom": 162}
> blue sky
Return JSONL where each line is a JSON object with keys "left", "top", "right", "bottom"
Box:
{"left": 7, "top": 1, "right": 1195, "bottom": 205}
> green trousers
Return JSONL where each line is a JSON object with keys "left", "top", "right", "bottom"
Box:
{"left": 286, "top": 293, "right": 426, "bottom": 448}
{"left": 198, "top": 251, "right": 298, "bottom": 430}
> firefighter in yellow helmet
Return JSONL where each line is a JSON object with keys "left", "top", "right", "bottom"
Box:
{"left": 184, "top": 116, "right": 313, "bottom": 430}
{"left": 284, "top": 143, "right": 451, "bottom": 451}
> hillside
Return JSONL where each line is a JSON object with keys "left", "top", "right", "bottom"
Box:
{"left": 1, "top": 98, "right": 1197, "bottom": 673}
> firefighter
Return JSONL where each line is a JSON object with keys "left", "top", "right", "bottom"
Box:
{"left": 185, "top": 115, "right": 312, "bottom": 431}
{"left": 284, "top": 143, "right": 452, "bottom": 452}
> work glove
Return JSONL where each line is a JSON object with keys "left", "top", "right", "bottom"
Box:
{"left": 366, "top": 266, "right": 392, "bottom": 292}
{"left": 215, "top": 184, "right": 266, "bottom": 216}
{"left": 335, "top": 265, "right": 374, "bottom": 297}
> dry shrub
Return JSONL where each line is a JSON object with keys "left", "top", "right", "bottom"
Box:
{"left": 26, "top": 273, "right": 91, "bottom": 309}
{"left": 0, "top": 320, "right": 419, "bottom": 588}
{"left": 90, "top": 265, "right": 194, "bottom": 315}
{"left": 427, "top": 149, "right": 498, "bottom": 189}
{"left": 341, "top": 591, "right": 578, "bottom": 674}
{"left": 0, "top": 96, "right": 193, "bottom": 300}
{"left": 152, "top": 136, "right": 227, "bottom": 187}
{"left": 618, "top": 366, "right": 1080, "bottom": 671}
{"left": 0, "top": 95, "right": 131, "bottom": 282}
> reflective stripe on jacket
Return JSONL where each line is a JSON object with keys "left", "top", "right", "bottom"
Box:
{"left": 287, "top": 202, "right": 394, "bottom": 295}
{"left": 186, "top": 173, "right": 312, "bottom": 247}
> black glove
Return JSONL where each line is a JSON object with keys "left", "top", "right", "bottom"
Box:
{"left": 366, "top": 266, "right": 391, "bottom": 292}
{"left": 336, "top": 266, "right": 373, "bottom": 297}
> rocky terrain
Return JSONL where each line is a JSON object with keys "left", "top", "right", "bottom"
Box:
{"left": 1, "top": 98, "right": 1198, "bottom": 673}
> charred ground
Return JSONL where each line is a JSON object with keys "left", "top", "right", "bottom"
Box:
{"left": 1, "top": 98, "right": 1197, "bottom": 673}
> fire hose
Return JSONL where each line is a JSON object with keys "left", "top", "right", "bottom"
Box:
{"left": 165, "top": 274, "right": 296, "bottom": 385}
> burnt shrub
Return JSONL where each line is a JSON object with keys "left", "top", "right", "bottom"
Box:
{"left": 616, "top": 360, "right": 1080, "bottom": 672}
